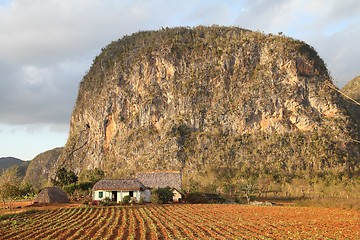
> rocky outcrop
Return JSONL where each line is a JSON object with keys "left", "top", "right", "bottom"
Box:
{"left": 55, "top": 26, "right": 359, "bottom": 190}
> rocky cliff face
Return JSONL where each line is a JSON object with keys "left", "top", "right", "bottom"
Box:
{"left": 56, "top": 26, "right": 359, "bottom": 190}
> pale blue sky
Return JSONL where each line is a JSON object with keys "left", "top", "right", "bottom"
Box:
{"left": 0, "top": 0, "right": 10, "bottom": 6}
{"left": 0, "top": 0, "right": 359, "bottom": 160}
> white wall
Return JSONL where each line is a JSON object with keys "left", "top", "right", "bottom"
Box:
{"left": 93, "top": 190, "right": 112, "bottom": 201}
{"left": 141, "top": 189, "right": 151, "bottom": 203}
{"left": 93, "top": 190, "right": 143, "bottom": 202}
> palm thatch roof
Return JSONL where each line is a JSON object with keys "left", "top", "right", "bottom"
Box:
{"left": 135, "top": 171, "right": 182, "bottom": 190}
{"left": 92, "top": 179, "right": 146, "bottom": 191}
{"left": 34, "top": 187, "right": 69, "bottom": 203}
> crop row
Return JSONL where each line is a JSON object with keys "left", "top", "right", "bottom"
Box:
{"left": 0, "top": 204, "right": 359, "bottom": 239}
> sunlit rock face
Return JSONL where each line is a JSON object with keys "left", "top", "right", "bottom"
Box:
{"left": 54, "top": 26, "right": 359, "bottom": 188}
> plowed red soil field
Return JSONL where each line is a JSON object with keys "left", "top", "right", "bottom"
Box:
{"left": 0, "top": 204, "right": 359, "bottom": 239}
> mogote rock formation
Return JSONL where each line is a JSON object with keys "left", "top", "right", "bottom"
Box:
{"left": 53, "top": 26, "right": 359, "bottom": 190}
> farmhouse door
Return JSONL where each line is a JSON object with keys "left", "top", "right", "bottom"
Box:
{"left": 112, "top": 191, "right": 117, "bottom": 202}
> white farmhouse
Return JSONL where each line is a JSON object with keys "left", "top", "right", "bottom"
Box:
{"left": 92, "top": 171, "right": 183, "bottom": 203}
{"left": 92, "top": 179, "right": 150, "bottom": 203}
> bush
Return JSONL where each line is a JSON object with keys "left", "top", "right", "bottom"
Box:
{"left": 152, "top": 187, "right": 174, "bottom": 204}
{"left": 99, "top": 197, "right": 114, "bottom": 206}
{"left": 63, "top": 183, "right": 77, "bottom": 195}
{"left": 185, "top": 192, "right": 225, "bottom": 204}
{"left": 78, "top": 182, "right": 93, "bottom": 191}
{"left": 122, "top": 195, "right": 131, "bottom": 204}
{"left": 234, "top": 197, "right": 245, "bottom": 204}
{"left": 20, "top": 182, "right": 36, "bottom": 199}
{"left": 151, "top": 191, "right": 161, "bottom": 204}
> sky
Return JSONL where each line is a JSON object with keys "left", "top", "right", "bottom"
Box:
{"left": 0, "top": 0, "right": 359, "bottom": 160}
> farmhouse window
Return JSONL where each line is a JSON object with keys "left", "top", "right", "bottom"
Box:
{"left": 99, "top": 191, "right": 103, "bottom": 198}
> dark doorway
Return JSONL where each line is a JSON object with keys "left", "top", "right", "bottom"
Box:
{"left": 112, "top": 191, "right": 117, "bottom": 202}
{"left": 129, "top": 191, "right": 134, "bottom": 197}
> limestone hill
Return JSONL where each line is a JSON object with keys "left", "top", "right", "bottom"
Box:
{"left": 54, "top": 26, "right": 359, "bottom": 194}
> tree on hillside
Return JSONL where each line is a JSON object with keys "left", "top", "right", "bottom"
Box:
{"left": 78, "top": 168, "right": 105, "bottom": 185}
{"left": 76, "top": 168, "right": 105, "bottom": 201}
{"left": 0, "top": 166, "right": 21, "bottom": 210}
{"left": 51, "top": 167, "right": 79, "bottom": 199}
{"left": 51, "top": 167, "right": 78, "bottom": 187}
{"left": 52, "top": 168, "right": 105, "bottom": 201}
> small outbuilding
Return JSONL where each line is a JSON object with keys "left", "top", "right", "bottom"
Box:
{"left": 34, "top": 187, "right": 69, "bottom": 203}
{"left": 135, "top": 171, "right": 183, "bottom": 203}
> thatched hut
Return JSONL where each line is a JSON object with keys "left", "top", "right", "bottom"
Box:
{"left": 34, "top": 187, "right": 69, "bottom": 203}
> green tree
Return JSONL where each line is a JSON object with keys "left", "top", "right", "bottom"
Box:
{"left": 63, "top": 183, "right": 78, "bottom": 195}
{"left": 0, "top": 166, "right": 22, "bottom": 210}
{"left": 152, "top": 187, "right": 174, "bottom": 204}
{"left": 52, "top": 167, "right": 78, "bottom": 187}
{"left": 77, "top": 168, "right": 105, "bottom": 201}
{"left": 51, "top": 168, "right": 79, "bottom": 199}
{"left": 20, "top": 182, "right": 36, "bottom": 199}
{"left": 78, "top": 168, "right": 105, "bottom": 185}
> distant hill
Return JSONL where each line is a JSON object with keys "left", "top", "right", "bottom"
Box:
{"left": 342, "top": 76, "right": 360, "bottom": 103}
{"left": 23, "top": 147, "right": 63, "bottom": 189}
{"left": 0, "top": 157, "right": 30, "bottom": 178}
{"left": 341, "top": 76, "right": 360, "bottom": 127}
